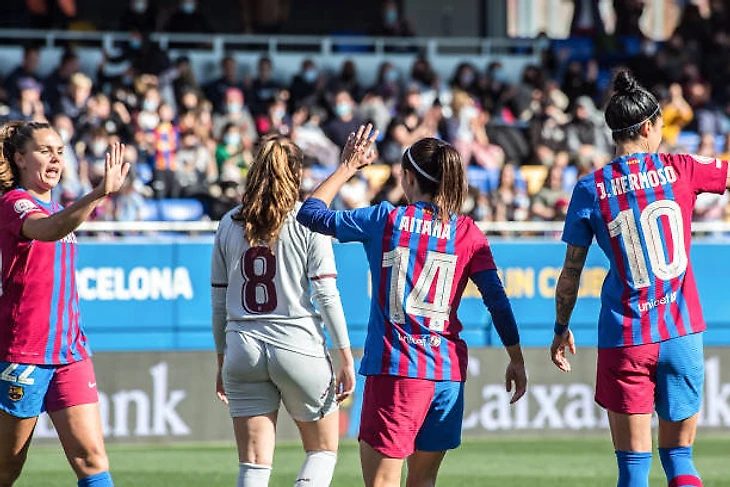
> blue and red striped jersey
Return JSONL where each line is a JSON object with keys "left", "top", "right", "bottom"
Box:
{"left": 0, "top": 189, "right": 91, "bottom": 365}
{"left": 334, "top": 201, "right": 496, "bottom": 381}
{"left": 562, "top": 153, "right": 728, "bottom": 348}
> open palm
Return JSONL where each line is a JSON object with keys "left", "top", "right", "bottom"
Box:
{"left": 101, "top": 142, "right": 130, "bottom": 196}
{"left": 341, "top": 123, "right": 379, "bottom": 170}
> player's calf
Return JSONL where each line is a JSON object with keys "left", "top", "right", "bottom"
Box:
{"left": 659, "top": 446, "right": 702, "bottom": 487}
{"left": 616, "top": 450, "right": 652, "bottom": 487}
{"left": 0, "top": 455, "right": 26, "bottom": 487}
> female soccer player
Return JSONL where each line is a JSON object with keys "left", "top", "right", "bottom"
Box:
{"left": 297, "top": 124, "right": 527, "bottom": 487}
{"left": 0, "top": 121, "right": 129, "bottom": 487}
{"left": 551, "top": 71, "right": 730, "bottom": 487}
{"left": 211, "top": 136, "right": 355, "bottom": 487}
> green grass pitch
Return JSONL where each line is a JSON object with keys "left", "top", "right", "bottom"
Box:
{"left": 17, "top": 436, "right": 730, "bottom": 486}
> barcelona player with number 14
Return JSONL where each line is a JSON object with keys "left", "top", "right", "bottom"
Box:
{"left": 298, "top": 124, "right": 527, "bottom": 487}
{"left": 551, "top": 71, "right": 730, "bottom": 487}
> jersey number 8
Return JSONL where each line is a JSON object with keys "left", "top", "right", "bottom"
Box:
{"left": 241, "top": 247, "right": 278, "bottom": 314}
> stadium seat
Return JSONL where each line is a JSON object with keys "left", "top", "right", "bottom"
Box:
{"left": 550, "top": 37, "right": 595, "bottom": 63}
{"left": 140, "top": 199, "right": 161, "bottom": 221}
{"left": 361, "top": 164, "right": 392, "bottom": 190}
{"left": 677, "top": 132, "right": 700, "bottom": 153}
{"left": 135, "top": 162, "right": 153, "bottom": 184}
{"left": 466, "top": 166, "right": 501, "bottom": 193}
{"left": 158, "top": 198, "right": 205, "bottom": 221}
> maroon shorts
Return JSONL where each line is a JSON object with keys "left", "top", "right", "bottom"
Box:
{"left": 45, "top": 358, "right": 99, "bottom": 413}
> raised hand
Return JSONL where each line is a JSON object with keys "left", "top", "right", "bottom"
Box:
{"left": 341, "top": 123, "right": 379, "bottom": 171}
{"left": 99, "top": 142, "right": 130, "bottom": 196}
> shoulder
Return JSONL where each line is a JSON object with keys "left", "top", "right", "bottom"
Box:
{"left": 215, "top": 206, "right": 241, "bottom": 238}
{"left": 0, "top": 189, "right": 39, "bottom": 212}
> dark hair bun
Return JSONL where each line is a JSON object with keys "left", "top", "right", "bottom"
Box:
{"left": 613, "top": 70, "right": 638, "bottom": 95}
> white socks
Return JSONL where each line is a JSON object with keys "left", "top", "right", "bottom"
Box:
{"left": 293, "top": 450, "right": 337, "bottom": 487}
{"left": 238, "top": 462, "right": 272, "bottom": 487}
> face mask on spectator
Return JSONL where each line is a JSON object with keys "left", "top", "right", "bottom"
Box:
{"left": 143, "top": 99, "right": 159, "bottom": 112}
{"left": 491, "top": 68, "right": 507, "bottom": 84}
{"left": 460, "top": 71, "right": 475, "bottom": 86}
{"left": 335, "top": 102, "right": 352, "bottom": 118}
{"left": 181, "top": 1, "right": 196, "bottom": 14}
{"left": 273, "top": 108, "right": 286, "bottom": 120}
{"left": 227, "top": 102, "right": 242, "bottom": 114}
{"left": 138, "top": 112, "right": 159, "bottom": 131}
{"left": 132, "top": 0, "right": 147, "bottom": 13}
{"left": 91, "top": 140, "right": 108, "bottom": 157}
{"left": 384, "top": 8, "right": 398, "bottom": 26}
{"left": 385, "top": 69, "right": 399, "bottom": 83}
{"left": 303, "top": 68, "right": 318, "bottom": 84}
{"left": 58, "top": 128, "right": 72, "bottom": 144}
{"left": 460, "top": 105, "right": 479, "bottom": 122}
{"left": 224, "top": 132, "right": 241, "bottom": 146}
{"left": 129, "top": 38, "right": 142, "bottom": 50}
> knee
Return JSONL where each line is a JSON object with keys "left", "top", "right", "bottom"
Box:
{"left": 68, "top": 445, "right": 109, "bottom": 477}
{"left": 0, "top": 454, "right": 27, "bottom": 486}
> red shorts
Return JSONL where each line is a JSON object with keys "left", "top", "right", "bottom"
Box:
{"left": 358, "top": 375, "right": 463, "bottom": 459}
{"left": 45, "top": 358, "right": 99, "bottom": 413}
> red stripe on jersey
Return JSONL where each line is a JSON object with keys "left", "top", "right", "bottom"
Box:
{"left": 310, "top": 274, "right": 337, "bottom": 281}
{"left": 53, "top": 242, "right": 67, "bottom": 363}
{"left": 630, "top": 159, "right": 654, "bottom": 343}
{"left": 643, "top": 155, "right": 672, "bottom": 341}
{"left": 597, "top": 167, "right": 635, "bottom": 346}
{"left": 436, "top": 220, "right": 460, "bottom": 381}
{"left": 396, "top": 206, "right": 417, "bottom": 378}
{"left": 378, "top": 209, "right": 398, "bottom": 374}
{"left": 682, "top": 265, "right": 706, "bottom": 334}
{"left": 415, "top": 210, "right": 433, "bottom": 380}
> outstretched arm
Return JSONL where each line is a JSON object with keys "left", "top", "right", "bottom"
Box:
{"left": 551, "top": 244, "right": 588, "bottom": 372}
{"left": 22, "top": 143, "right": 129, "bottom": 241}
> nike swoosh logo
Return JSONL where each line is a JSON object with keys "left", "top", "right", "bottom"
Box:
{"left": 88, "top": 382, "right": 97, "bottom": 388}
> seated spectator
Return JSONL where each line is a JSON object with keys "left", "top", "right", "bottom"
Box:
{"left": 380, "top": 105, "right": 438, "bottom": 164}
{"left": 119, "top": 0, "right": 158, "bottom": 32}
{"left": 8, "top": 77, "right": 46, "bottom": 122}
{"left": 291, "top": 105, "right": 340, "bottom": 167}
{"left": 371, "top": 61, "right": 402, "bottom": 108}
{"left": 216, "top": 122, "right": 251, "bottom": 185}
{"left": 177, "top": 130, "right": 217, "bottom": 198}
{"left": 324, "top": 90, "right": 363, "bottom": 150}
{"left": 171, "top": 56, "right": 200, "bottom": 109}
{"left": 529, "top": 102, "right": 569, "bottom": 164}
{"left": 80, "top": 126, "right": 112, "bottom": 187}
{"left": 77, "top": 93, "right": 133, "bottom": 143}
{"left": 136, "top": 86, "right": 163, "bottom": 133}
{"left": 356, "top": 90, "right": 392, "bottom": 135}
{"left": 659, "top": 83, "right": 694, "bottom": 147}
{"left": 565, "top": 95, "right": 610, "bottom": 159}
{"left": 151, "top": 103, "right": 181, "bottom": 198}
{"left": 372, "top": 162, "right": 407, "bottom": 206}
{"left": 450, "top": 91, "right": 505, "bottom": 170}
{"left": 328, "top": 60, "right": 362, "bottom": 102}
{"left": 491, "top": 163, "right": 530, "bottom": 223}
{"left": 561, "top": 60, "right": 597, "bottom": 105}
{"left": 123, "top": 30, "right": 171, "bottom": 77}
{"left": 530, "top": 164, "right": 570, "bottom": 221}
{"left": 685, "top": 81, "right": 723, "bottom": 135}
{"left": 372, "top": 0, "right": 414, "bottom": 36}
{"left": 45, "top": 49, "right": 79, "bottom": 116}
{"left": 51, "top": 113, "right": 89, "bottom": 203}
{"left": 247, "top": 56, "right": 281, "bottom": 116}
{"left": 204, "top": 55, "right": 244, "bottom": 114}
{"left": 59, "top": 72, "right": 92, "bottom": 123}
{"left": 213, "top": 87, "right": 257, "bottom": 145}
{"left": 289, "top": 59, "right": 326, "bottom": 113}
{"left": 450, "top": 62, "right": 480, "bottom": 98}
{"left": 113, "top": 178, "right": 146, "bottom": 222}
{"left": 5, "top": 45, "right": 41, "bottom": 102}
{"left": 255, "top": 97, "right": 290, "bottom": 137}
{"left": 164, "top": 0, "right": 212, "bottom": 32}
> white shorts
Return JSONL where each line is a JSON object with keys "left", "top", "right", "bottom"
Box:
{"left": 222, "top": 331, "right": 338, "bottom": 421}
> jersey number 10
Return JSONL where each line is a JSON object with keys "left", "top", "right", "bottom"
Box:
{"left": 607, "top": 200, "right": 688, "bottom": 288}
{"left": 382, "top": 247, "right": 457, "bottom": 332}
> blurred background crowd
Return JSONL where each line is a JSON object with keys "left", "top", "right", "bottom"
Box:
{"left": 1, "top": 0, "right": 730, "bottom": 229}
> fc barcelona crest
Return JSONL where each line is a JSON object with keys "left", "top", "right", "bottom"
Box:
{"left": 8, "top": 385, "right": 23, "bottom": 401}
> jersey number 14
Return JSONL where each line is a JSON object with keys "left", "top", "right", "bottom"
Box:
{"left": 382, "top": 248, "right": 457, "bottom": 332}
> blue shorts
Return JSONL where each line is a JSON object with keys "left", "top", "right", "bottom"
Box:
{"left": 0, "top": 359, "right": 99, "bottom": 418}
{"left": 596, "top": 332, "right": 704, "bottom": 422}
{"left": 359, "top": 375, "right": 464, "bottom": 458}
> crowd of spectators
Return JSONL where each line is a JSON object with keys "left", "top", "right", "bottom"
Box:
{"left": 3, "top": 0, "right": 730, "bottom": 230}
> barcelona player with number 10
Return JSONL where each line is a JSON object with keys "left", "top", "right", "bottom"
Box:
{"left": 551, "top": 71, "right": 730, "bottom": 487}
{"left": 298, "top": 124, "right": 527, "bottom": 487}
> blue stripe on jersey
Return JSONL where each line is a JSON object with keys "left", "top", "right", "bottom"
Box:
{"left": 424, "top": 218, "right": 440, "bottom": 381}
{"left": 440, "top": 219, "right": 457, "bottom": 380}
{"left": 405, "top": 220, "right": 421, "bottom": 378}
{"left": 652, "top": 155, "right": 683, "bottom": 339}
{"left": 635, "top": 156, "right": 661, "bottom": 343}
{"left": 45, "top": 240, "right": 62, "bottom": 363}
{"left": 59, "top": 241, "right": 71, "bottom": 364}
{"left": 387, "top": 207, "right": 407, "bottom": 375}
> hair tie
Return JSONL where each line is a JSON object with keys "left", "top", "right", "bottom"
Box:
{"left": 611, "top": 105, "right": 661, "bottom": 134}
{"left": 406, "top": 147, "right": 439, "bottom": 183}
